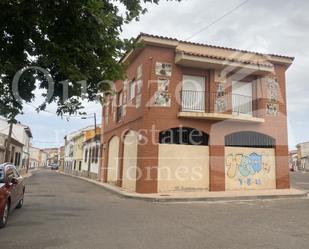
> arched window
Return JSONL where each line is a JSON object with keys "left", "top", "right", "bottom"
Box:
{"left": 225, "top": 131, "right": 275, "bottom": 148}
{"left": 159, "top": 127, "right": 209, "bottom": 146}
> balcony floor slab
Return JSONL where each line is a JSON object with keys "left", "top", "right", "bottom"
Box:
{"left": 178, "top": 111, "right": 265, "bottom": 123}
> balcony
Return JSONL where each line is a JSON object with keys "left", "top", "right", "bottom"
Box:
{"left": 179, "top": 90, "right": 264, "bottom": 123}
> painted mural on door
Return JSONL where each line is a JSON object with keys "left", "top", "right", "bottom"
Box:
{"left": 225, "top": 147, "right": 276, "bottom": 191}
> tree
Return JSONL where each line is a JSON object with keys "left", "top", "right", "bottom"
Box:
{"left": 0, "top": 0, "right": 180, "bottom": 122}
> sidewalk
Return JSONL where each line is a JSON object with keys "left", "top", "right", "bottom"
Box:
{"left": 59, "top": 172, "right": 308, "bottom": 203}
{"left": 21, "top": 168, "right": 39, "bottom": 178}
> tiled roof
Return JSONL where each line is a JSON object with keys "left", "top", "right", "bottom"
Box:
{"left": 176, "top": 50, "right": 274, "bottom": 68}
{"left": 138, "top": 33, "right": 295, "bottom": 61}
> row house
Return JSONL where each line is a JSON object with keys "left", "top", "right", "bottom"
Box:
{"left": 64, "top": 126, "right": 101, "bottom": 179}
{"left": 0, "top": 133, "right": 23, "bottom": 167}
{"left": 296, "top": 142, "right": 309, "bottom": 171}
{"left": 29, "top": 147, "right": 48, "bottom": 169}
{"left": 43, "top": 147, "right": 60, "bottom": 166}
{"left": 0, "top": 117, "right": 33, "bottom": 170}
{"left": 101, "top": 33, "right": 294, "bottom": 194}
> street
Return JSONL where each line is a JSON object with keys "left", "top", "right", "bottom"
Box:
{"left": 291, "top": 171, "right": 309, "bottom": 192}
{"left": 0, "top": 170, "right": 309, "bottom": 249}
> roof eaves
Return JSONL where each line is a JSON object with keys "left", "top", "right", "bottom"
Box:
{"left": 177, "top": 50, "right": 274, "bottom": 68}
{"left": 139, "top": 33, "right": 294, "bottom": 61}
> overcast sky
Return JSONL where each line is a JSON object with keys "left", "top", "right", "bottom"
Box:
{"left": 16, "top": 0, "right": 308, "bottom": 149}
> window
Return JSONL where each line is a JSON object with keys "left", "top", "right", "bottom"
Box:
{"left": 14, "top": 152, "right": 21, "bottom": 167}
{"left": 159, "top": 127, "right": 209, "bottom": 146}
{"left": 84, "top": 149, "right": 88, "bottom": 163}
{"left": 10, "top": 146, "right": 15, "bottom": 163}
{"left": 12, "top": 167, "right": 20, "bottom": 178}
{"left": 6, "top": 167, "right": 14, "bottom": 183}
{"left": 79, "top": 161, "right": 82, "bottom": 171}
{"left": 130, "top": 81, "right": 136, "bottom": 100}
{"left": 182, "top": 75, "right": 205, "bottom": 112}
{"left": 225, "top": 132, "right": 275, "bottom": 148}
{"left": 117, "top": 91, "right": 123, "bottom": 122}
{"left": 89, "top": 149, "right": 92, "bottom": 164}
{"left": 95, "top": 146, "right": 99, "bottom": 163}
{"left": 232, "top": 81, "right": 253, "bottom": 115}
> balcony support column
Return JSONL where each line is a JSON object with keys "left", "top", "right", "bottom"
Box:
{"left": 209, "top": 145, "right": 225, "bottom": 191}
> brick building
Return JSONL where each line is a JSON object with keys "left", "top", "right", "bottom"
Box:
{"left": 100, "top": 33, "right": 294, "bottom": 194}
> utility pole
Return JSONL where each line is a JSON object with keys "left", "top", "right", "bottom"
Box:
{"left": 4, "top": 122, "right": 13, "bottom": 163}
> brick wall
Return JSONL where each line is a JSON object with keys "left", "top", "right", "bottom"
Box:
{"left": 101, "top": 44, "right": 291, "bottom": 193}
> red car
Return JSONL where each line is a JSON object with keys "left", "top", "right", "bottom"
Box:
{"left": 0, "top": 163, "right": 25, "bottom": 228}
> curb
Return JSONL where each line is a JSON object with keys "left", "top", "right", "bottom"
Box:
{"left": 58, "top": 171, "right": 308, "bottom": 203}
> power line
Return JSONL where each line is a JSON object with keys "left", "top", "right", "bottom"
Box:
{"left": 25, "top": 103, "right": 94, "bottom": 119}
{"left": 185, "top": 0, "right": 250, "bottom": 41}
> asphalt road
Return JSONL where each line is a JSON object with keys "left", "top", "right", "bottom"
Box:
{"left": 291, "top": 171, "right": 309, "bottom": 192}
{"left": 1, "top": 169, "right": 309, "bottom": 249}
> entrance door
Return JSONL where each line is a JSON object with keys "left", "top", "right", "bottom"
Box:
{"left": 232, "top": 81, "right": 252, "bottom": 116}
{"left": 107, "top": 136, "right": 120, "bottom": 185}
{"left": 122, "top": 131, "right": 138, "bottom": 191}
{"left": 182, "top": 75, "right": 205, "bottom": 112}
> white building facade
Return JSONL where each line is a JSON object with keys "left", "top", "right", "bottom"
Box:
{"left": 0, "top": 117, "right": 33, "bottom": 170}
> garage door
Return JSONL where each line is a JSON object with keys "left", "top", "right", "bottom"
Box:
{"left": 158, "top": 144, "right": 209, "bottom": 193}
{"left": 122, "top": 131, "right": 138, "bottom": 191}
{"left": 225, "top": 147, "right": 276, "bottom": 191}
{"left": 107, "top": 136, "right": 120, "bottom": 185}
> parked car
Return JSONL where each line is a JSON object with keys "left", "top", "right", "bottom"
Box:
{"left": 0, "top": 163, "right": 25, "bottom": 228}
{"left": 51, "top": 164, "right": 59, "bottom": 170}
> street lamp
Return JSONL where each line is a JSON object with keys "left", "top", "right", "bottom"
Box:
{"left": 81, "top": 113, "right": 97, "bottom": 136}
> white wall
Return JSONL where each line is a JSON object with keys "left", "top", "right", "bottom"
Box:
{"left": 0, "top": 118, "right": 32, "bottom": 168}
{"left": 82, "top": 141, "right": 100, "bottom": 174}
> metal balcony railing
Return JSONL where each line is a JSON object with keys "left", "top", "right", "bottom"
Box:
{"left": 181, "top": 90, "right": 253, "bottom": 116}
{"left": 181, "top": 90, "right": 205, "bottom": 112}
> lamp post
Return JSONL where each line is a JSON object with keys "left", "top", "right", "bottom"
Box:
{"left": 81, "top": 113, "right": 97, "bottom": 135}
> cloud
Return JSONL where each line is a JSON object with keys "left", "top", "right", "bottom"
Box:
{"left": 16, "top": 0, "right": 309, "bottom": 148}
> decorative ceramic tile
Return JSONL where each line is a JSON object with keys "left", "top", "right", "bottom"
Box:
{"left": 216, "top": 98, "right": 226, "bottom": 113}
{"left": 153, "top": 91, "right": 171, "bottom": 107}
{"left": 123, "top": 90, "right": 127, "bottom": 104}
{"left": 136, "top": 95, "right": 142, "bottom": 108}
{"left": 215, "top": 70, "right": 227, "bottom": 83}
{"left": 266, "top": 102, "right": 279, "bottom": 116}
{"left": 155, "top": 62, "right": 172, "bottom": 77}
{"left": 137, "top": 65, "right": 143, "bottom": 79}
{"left": 137, "top": 80, "right": 143, "bottom": 94}
{"left": 266, "top": 77, "right": 279, "bottom": 102}
{"left": 158, "top": 78, "right": 169, "bottom": 91}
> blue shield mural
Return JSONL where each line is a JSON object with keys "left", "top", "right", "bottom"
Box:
{"left": 239, "top": 156, "right": 254, "bottom": 177}
{"left": 249, "top": 153, "right": 262, "bottom": 173}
